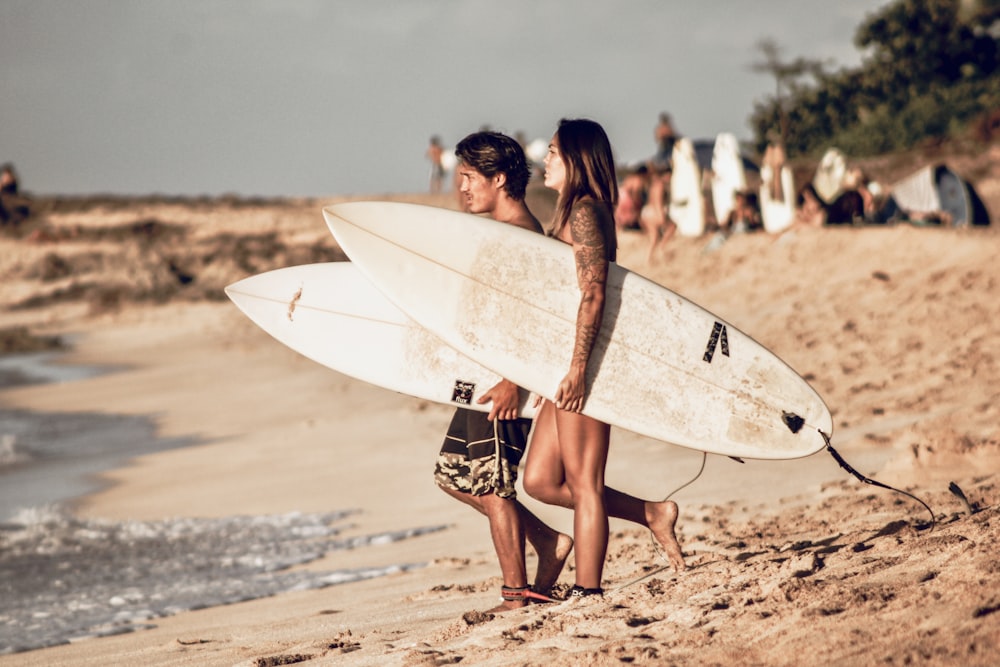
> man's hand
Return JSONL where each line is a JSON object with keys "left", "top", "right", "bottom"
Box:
{"left": 478, "top": 378, "right": 521, "bottom": 421}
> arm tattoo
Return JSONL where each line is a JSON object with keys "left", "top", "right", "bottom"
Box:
{"left": 568, "top": 202, "right": 609, "bottom": 368}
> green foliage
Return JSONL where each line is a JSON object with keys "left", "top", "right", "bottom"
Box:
{"left": 830, "top": 78, "right": 1000, "bottom": 155}
{"left": 750, "top": 0, "right": 1000, "bottom": 156}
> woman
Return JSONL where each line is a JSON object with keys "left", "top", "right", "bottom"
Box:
{"left": 792, "top": 183, "right": 828, "bottom": 228}
{"left": 522, "top": 119, "right": 685, "bottom": 600}
{"left": 638, "top": 162, "right": 677, "bottom": 263}
{"left": 614, "top": 164, "right": 648, "bottom": 232}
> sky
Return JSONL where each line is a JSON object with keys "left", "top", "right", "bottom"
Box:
{"left": 0, "top": 0, "right": 890, "bottom": 198}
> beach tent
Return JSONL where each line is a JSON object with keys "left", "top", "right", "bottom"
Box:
{"left": 890, "top": 164, "right": 990, "bottom": 226}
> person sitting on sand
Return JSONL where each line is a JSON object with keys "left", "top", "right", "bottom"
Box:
{"left": 843, "top": 167, "right": 904, "bottom": 224}
{"left": 792, "top": 183, "right": 828, "bottom": 228}
{"left": 614, "top": 164, "right": 649, "bottom": 232}
{"left": 825, "top": 190, "right": 864, "bottom": 225}
{"left": 434, "top": 130, "right": 573, "bottom": 613}
{"left": 701, "top": 189, "right": 762, "bottom": 253}
{"left": 0, "top": 163, "right": 31, "bottom": 228}
{"left": 723, "top": 190, "right": 762, "bottom": 235}
{"left": 0, "top": 163, "right": 17, "bottom": 196}
{"left": 793, "top": 181, "right": 865, "bottom": 230}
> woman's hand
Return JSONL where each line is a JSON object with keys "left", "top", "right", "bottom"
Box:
{"left": 554, "top": 365, "right": 586, "bottom": 413}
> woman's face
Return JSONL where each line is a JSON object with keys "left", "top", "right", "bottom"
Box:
{"left": 543, "top": 134, "right": 566, "bottom": 193}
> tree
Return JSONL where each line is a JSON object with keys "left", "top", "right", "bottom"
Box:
{"left": 749, "top": 38, "right": 830, "bottom": 148}
{"left": 749, "top": 0, "right": 1000, "bottom": 156}
{"left": 855, "top": 0, "right": 998, "bottom": 104}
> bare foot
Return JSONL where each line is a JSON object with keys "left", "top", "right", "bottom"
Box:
{"left": 532, "top": 532, "right": 574, "bottom": 595}
{"left": 484, "top": 599, "right": 528, "bottom": 614}
{"left": 647, "top": 500, "right": 685, "bottom": 571}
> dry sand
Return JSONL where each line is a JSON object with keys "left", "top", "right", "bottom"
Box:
{"left": 0, "top": 166, "right": 998, "bottom": 665}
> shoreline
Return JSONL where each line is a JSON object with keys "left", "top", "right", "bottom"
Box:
{"left": 0, "top": 348, "right": 192, "bottom": 523}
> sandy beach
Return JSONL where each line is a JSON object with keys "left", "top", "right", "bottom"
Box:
{"left": 1, "top": 147, "right": 999, "bottom": 665}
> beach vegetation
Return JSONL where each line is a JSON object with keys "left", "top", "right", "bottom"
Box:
{"left": 750, "top": 0, "right": 1000, "bottom": 156}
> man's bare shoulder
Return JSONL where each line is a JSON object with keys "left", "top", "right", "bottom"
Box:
{"left": 509, "top": 203, "right": 544, "bottom": 234}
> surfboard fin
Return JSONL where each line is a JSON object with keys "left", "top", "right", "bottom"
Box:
{"left": 948, "top": 481, "right": 976, "bottom": 515}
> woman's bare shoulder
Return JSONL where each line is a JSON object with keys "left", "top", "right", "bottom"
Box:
{"left": 570, "top": 198, "right": 613, "bottom": 225}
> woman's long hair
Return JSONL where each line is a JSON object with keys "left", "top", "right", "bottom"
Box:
{"left": 551, "top": 118, "right": 619, "bottom": 238}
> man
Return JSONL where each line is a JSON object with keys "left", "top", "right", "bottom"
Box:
{"left": 425, "top": 135, "right": 445, "bottom": 194}
{"left": 434, "top": 131, "right": 573, "bottom": 612}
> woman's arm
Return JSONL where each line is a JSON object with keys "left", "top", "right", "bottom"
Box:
{"left": 554, "top": 201, "right": 610, "bottom": 413}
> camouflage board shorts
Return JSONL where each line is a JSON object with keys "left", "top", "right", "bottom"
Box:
{"left": 434, "top": 407, "right": 532, "bottom": 499}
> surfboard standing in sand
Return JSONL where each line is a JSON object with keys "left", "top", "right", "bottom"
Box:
{"left": 669, "top": 137, "right": 706, "bottom": 237}
{"left": 710, "top": 132, "right": 747, "bottom": 227}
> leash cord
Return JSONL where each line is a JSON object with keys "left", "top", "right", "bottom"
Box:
{"left": 663, "top": 451, "right": 707, "bottom": 503}
{"left": 820, "top": 429, "right": 936, "bottom": 529}
{"left": 613, "top": 452, "right": 709, "bottom": 593}
{"left": 617, "top": 428, "right": 938, "bottom": 594}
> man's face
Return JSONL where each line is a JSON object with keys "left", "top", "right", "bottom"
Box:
{"left": 458, "top": 164, "right": 500, "bottom": 215}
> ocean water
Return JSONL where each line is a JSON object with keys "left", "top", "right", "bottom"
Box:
{"left": 0, "top": 353, "right": 447, "bottom": 654}
{"left": 0, "top": 351, "right": 194, "bottom": 522}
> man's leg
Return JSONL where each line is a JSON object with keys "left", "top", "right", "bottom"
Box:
{"left": 518, "top": 504, "right": 573, "bottom": 594}
{"left": 437, "top": 483, "right": 571, "bottom": 607}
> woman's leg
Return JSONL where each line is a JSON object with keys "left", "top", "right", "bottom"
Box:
{"left": 524, "top": 402, "right": 684, "bottom": 576}
{"left": 605, "top": 487, "right": 685, "bottom": 571}
{"left": 556, "top": 409, "right": 610, "bottom": 590}
{"left": 522, "top": 401, "right": 572, "bottom": 507}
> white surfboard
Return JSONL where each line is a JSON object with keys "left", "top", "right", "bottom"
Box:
{"left": 324, "top": 202, "right": 832, "bottom": 460}
{"left": 760, "top": 163, "right": 795, "bottom": 233}
{"left": 440, "top": 149, "right": 457, "bottom": 173}
{"left": 225, "top": 262, "right": 537, "bottom": 417}
{"left": 813, "top": 147, "right": 846, "bottom": 204}
{"left": 710, "top": 133, "right": 747, "bottom": 226}
{"left": 669, "top": 137, "right": 706, "bottom": 236}
{"left": 525, "top": 138, "right": 548, "bottom": 165}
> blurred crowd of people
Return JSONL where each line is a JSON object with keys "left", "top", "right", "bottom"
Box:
{"left": 427, "top": 114, "right": 985, "bottom": 263}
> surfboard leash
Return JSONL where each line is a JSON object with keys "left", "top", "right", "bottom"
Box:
{"left": 619, "top": 423, "right": 937, "bottom": 597}
{"left": 662, "top": 451, "right": 707, "bottom": 503}
{"left": 818, "top": 429, "right": 936, "bottom": 529}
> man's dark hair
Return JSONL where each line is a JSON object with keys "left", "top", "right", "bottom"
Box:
{"left": 455, "top": 131, "right": 531, "bottom": 201}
